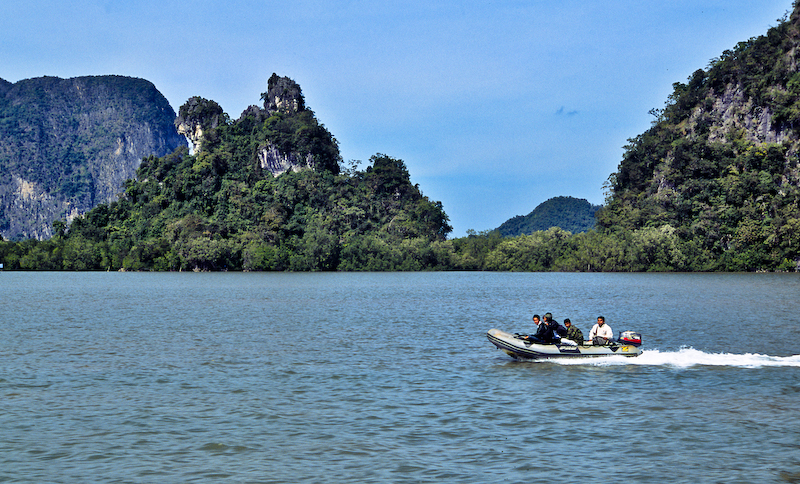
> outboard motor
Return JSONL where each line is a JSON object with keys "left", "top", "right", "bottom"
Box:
{"left": 618, "top": 331, "right": 642, "bottom": 347}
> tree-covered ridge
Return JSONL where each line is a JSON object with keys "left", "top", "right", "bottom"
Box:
{"left": 497, "top": 196, "right": 600, "bottom": 237}
{"left": 598, "top": 3, "right": 800, "bottom": 270}
{"left": 0, "top": 75, "right": 452, "bottom": 271}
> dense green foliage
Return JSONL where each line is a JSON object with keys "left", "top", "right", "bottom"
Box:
{"left": 497, "top": 196, "right": 600, "bottom": 237}
{"left": 596, "top": 6, "right": 800, "bottom": 271}
{"left": 0, "top": 150, "right": 454, "bottom": 271}
{"left": 0, "top": 220, "right": 740, "bottom": 272}
{"left": 0, "top": 79, "right": 453, "bottom": 271}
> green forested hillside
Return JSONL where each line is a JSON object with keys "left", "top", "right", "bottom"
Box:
{"left": 597, "top": 5, "right": 800, "bottom": 270}
{"left": 497, "top": 196, "right": 599, "bottom": 236}
{"left": 0, "top": 76, "right": 452, "bottom": 271}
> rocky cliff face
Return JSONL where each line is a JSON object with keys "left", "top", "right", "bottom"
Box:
{"left": 257, "top": 74, "right": 314, "bottom": 175}
{"left": 598, "top": 6, "right": 800, "bottom": 268}
{"left": 0, "top": 75, "right": 186, "bottom": 240}
{"left": 704, "top": 85, "right": 793, "bottom": 146}
{"left": 175, "top": 96, "right": 224, "bottom": 154}
{"left": 257, "top": 144, "right": 314, "bottom": 176}
{"left": 264, "top": 73, "right": 305, "bottom": 115}
{"left": 178, "top": 74, "right": 328, "bottom": 177}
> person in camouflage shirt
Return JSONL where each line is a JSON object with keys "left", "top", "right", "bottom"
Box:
{"left": 564, "top": 319, "right": 584, "bottom": 345}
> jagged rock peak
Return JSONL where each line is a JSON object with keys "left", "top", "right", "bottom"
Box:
{"left": 237, "top": 104, "right": 266, "bottom": 124}
{"left": 175, "top": 96, "right": 224, "bottom": 153}
{"left": 263, "top": 73, "right": 305, "bottom": 114}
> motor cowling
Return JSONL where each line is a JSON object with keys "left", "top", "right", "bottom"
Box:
{"left": 618, "top": 331, "right": 642, "bottom": 347}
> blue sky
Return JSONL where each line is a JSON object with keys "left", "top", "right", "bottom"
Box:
{"left": 1, "top": 1, "right": 793, "bottom": 237}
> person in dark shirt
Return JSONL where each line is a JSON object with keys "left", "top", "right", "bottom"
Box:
{"left": 548, "top": 313, "right": 568, "bottom": 339}
{"left": 544, "top": 313, "right": 563, "bottom": 342}
{"left": 526, "top": 312, "right": 557, "bottom": 344}
{"left": 531, "top": 314, "right": 542, "bottom": 333}
{"left": 522, "top": 314, "right": 551, "bottom": 344}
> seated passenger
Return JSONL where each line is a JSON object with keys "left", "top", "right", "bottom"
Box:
{"left": 589, "top": 316, "right": 613, "bottom": 345}
{"left": 531, "top": 314, "right": 541, "bottom": 335}
{"left": 564, "top": 318, "right": 584, "bottom": 345}
{"left": 540, "top": 312, "right": 559, "bottom": 343}
{"left": 524, "top": 313, "right": 555, "bottom": 344}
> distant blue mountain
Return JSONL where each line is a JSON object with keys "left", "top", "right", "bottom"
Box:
{"left": 496, "top": 196, "right": 600, "bottom": 236}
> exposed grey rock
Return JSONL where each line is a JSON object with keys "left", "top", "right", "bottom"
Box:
{"left": 257, "top": 143, "right": 313, "bottom": 176}
{"left": 0, "top": 75, "right": 186, "bottom": 240}
{"left": 175, "top": 96, "right": 224, "bottom": 154}
{"left": 265, "top": 73, "right": 304, "bottom": 114}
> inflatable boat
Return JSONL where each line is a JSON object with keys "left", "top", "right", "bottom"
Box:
{"left": 487, "top": 328, "right": 643, "bottom": 359}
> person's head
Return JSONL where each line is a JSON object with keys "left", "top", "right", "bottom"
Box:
{"left": 532, "top": 314, "right": 541, "bottom": 324}
{"left": 544, "top": 312, "right": 552, "bottom": 321}
{"left": 597, "top": 316, "right": 605, "bottom": 325}
{"left": 564, "top": 318, "right": 571, "bottom": 327}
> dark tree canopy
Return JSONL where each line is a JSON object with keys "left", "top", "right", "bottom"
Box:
{"left": 497, "top": 196, "right": 600, "bottom": 237}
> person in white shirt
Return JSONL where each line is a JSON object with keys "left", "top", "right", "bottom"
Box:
{"left": 589, "top": 316, "right": 613, "bottom": 345}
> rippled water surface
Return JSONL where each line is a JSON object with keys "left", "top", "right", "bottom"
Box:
{"left": 2, "top": 272, "right": 800, "bottom": 483}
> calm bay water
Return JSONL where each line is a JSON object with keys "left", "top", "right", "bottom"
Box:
{"left": 2, "top": 271, "right": 800, "bottom": 483}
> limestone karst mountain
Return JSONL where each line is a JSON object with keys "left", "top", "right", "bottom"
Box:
{"left": 0, "top": 75, "right": 186, "bottom": 240}
{"left": 597, "top": 5, "right": 800, "bottom": 269}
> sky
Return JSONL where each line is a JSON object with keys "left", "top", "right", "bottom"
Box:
{"left": 1, "top": 0, "right": 794, "bottom": 237}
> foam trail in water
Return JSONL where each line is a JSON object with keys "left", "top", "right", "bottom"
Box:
{"left": 551, "top": 348, "right": 800, "bottom": 368}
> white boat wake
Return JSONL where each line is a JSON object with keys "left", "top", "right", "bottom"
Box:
{"left": 550, "top": 347, "right": 800, "bottom": 368}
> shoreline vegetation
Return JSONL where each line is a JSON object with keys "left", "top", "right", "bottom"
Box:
{"left": 0, "top": 203, "right": 796, "bottom": 273}
{"left": 1, "top": 227, "right": 797, "bottom": 273}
